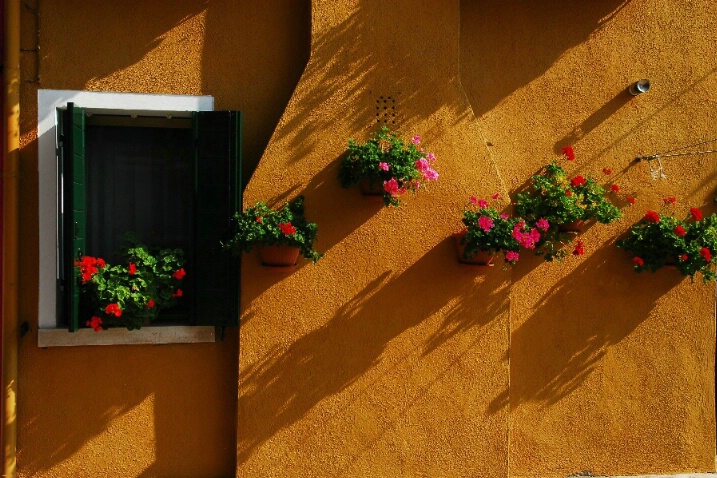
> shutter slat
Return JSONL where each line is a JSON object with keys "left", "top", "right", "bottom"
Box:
{"left": 192, "top": 111, "right": 241, "bottom": 327}
{"left": 62, "top": 103, "right": 87, "bottom": 331}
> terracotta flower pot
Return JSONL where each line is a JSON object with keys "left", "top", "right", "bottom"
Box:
{"left": 558, "top": 220, "right": 586, "bottom": 233}
{"left": 454, "top": 232, "right": 495, "bottom": 266}
{"left": 258, "top": 245, "right": 300, "bottom": 267}
{"left": 360, "top": 178, "right": 384, "bottom": 196}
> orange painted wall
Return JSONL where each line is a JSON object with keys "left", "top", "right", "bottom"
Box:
{"left": 239, "top": 0, "right": 716, "bottom": 477}
{"left": 16, "top": 2, "right": 309, "bottom": 477}
{"left": 462, "top": 1, "right": 717, "bottom": 475}
{"left": 14, "top": 0, "right": 717, "bottom": 477}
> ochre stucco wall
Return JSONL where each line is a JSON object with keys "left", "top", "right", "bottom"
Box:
{"left": 17, "top": 2, "right": 309, "bottom": 477}
{"left": 239, "top": 0, "right": 717, "bottom": 477}
{"left": 462, "top": 1, "right": 717, "bottom": 476}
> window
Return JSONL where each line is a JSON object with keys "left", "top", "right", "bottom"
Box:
{"left": 38, "top": 90, "right": 241, "bottom": 345}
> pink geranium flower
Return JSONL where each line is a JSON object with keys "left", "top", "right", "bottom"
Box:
{"left": 535, "top": 218, "right": 550, "bottom": 231}
{"left": 383, "top": 178, "right": 399, "bottom": 195}
{"left": 478, "top": 216, "right": 494, "bottom": 232}
{"left": 378, "top": 162, "right": 389, "bottom": 171}
{"left": 505, "top": 251, "right": 519, "bottom": 262}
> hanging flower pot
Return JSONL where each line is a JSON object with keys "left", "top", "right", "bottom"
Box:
{"left": 223, "top": 195, "right": 322, "bottom": 269}
{"left": 360, "top": 178, "right": 384, "bottom": 196}
{"left": 257, "top": 244, "right": 300, "bottom": 267}
{"left": 454, "top": 232, "right": 495, "bottom": 266}
{"left": 558, "top": 220, "right": 586, "bottom": 233}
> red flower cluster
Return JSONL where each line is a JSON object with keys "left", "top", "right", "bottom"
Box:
{"left": 644, "top": 210, "right": 660, "bottom": 223}
{"left": 674, "top": 225, "right": 686, "bottom": 237}
{"left": 633, "top": 256, "right": 644, "bottom": 267}
{"left": 75, "top": 256, "right": 106, "bottom": 283}
{"left": 278, "top": 222, "right": 297, "bottom": 235}
{"left": 562, "top": 145, "right": 575, "bottom": 161}
{"left": 256, "top": 216, "right": 263, "bottom": 224}
{"left": 565, "top": 189, "right": 573, "bottom": 197}
{"left": 86, "top": 316, "right": 103, "bottom": 332}
{"left": 626, "top": 196, "right": 635, "bottom": 205}
{"left": 172, "top": 289, "right": 183, "bottom": 298}
{"left": 690, "top": 208, "right": 703, "bottom": 221}
{"left": 602, "top": 168, "right": 612, "bottom": 175}
{"left": 572, "top": 240, "right": 585, "bottom": 256}
{"left": 172, "top": 268, "right": 186, "bottom": 280}
{"left": 570, "top": 175, "right": 585, "bottom": 187}
{"left": 105, "top": 303, "right": 122, "bottom": 317}
{"left": 128, "top": 262, "right": 137, "bottom": 275}
{"left": 146, "top": 299, "right": 155, "bottom": 308}
{"left": 610, "top": 184, "right": 619, "bottom": 193}
{"left": 663, "top": 196, "right": 676, "bottom": 205}
{"left": 680, "top": 254, "right": 689, "bottom": 262}
{"left": 700, "top": 247, "right": 712, "bottom": 262}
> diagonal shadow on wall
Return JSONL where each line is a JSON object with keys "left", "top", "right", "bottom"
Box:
{"left": 237, "top": 239, "right": 508, "bottom": 466}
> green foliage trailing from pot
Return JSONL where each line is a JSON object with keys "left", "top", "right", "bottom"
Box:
{"left": 616, "top": 204, "right": 717, "bottom": 282}
{"left": 459, "top": 196, "right": 524, "bottom": 265}
{"left": 338, "top": 126, "right": 438, "bottom": 206}
{"left": 223, "top": 195, "right": 322, "bottom": 262}
{"left": 515, "top": 158, "right": 622, "bottom": 262}
{"left": 76, "top": 236, "right": 186, "bottom": 331}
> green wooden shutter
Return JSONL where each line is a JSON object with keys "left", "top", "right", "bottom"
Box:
{"left": 192, "top": 111, "right": 242, "bottom": 327}
{"left": 60, "top": 103, "right": 87, "bottom": 331}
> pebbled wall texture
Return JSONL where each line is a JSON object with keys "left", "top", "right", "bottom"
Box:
{"left": 14, "top": 0, "right": 717, "bottom": 477}
{"left": 240, "top": 0, "right": 717, "bottom": 477}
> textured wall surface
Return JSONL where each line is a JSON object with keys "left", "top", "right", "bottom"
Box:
{"left": 239, "top": 0, "right": 717, "bottom": 477}
{"left": 15, "top": 0, "right": 717, "bottom": 477}
{"left": 17, "top": 1, "right": 309, "bottom": 477}
{"left": 462, "top": 1, "right": 717, "bottom": 476}
{"left": 238, "top": 1, "right": 509, "bottom": 476}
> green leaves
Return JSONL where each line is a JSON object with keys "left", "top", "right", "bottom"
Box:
{"left": 224, "top": 195, "right": 322, "bottom": 263}
{"left": 617, "top": 210, "right": 717, "bottom": 282}
{"left": 76, "top": 239, "right": 186, "bottom": 330}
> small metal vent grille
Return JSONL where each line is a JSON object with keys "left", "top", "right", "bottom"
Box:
{"left": 375, "top": 95, "right": 397, "bottom": 125}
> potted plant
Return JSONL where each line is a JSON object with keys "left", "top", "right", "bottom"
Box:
{"left": 456, "top": 196, "right": 528, "bottom": 266}
{"left": 616, "top": 204, "right": 717, "bottom": 282}
{"left": 338, "top": 126, "right": 439, "bottom": 206}
{"left": 515, "top": 158, "right": 622, "bottom": 262}
{"left": 76, "top": 238, "right": 187, "bottom": 331}
{"left": 223, "top": 195, "right": 322, "bottom": 266}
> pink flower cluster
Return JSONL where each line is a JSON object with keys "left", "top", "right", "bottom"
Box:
{"left": 511, "top": 221, "right": 541, "bottom": 249}
{"left": 478, "top": 216, "right": 494, "bottom": 232}
{"left": 415, "top": 156, "right": 439, "bottom": 182}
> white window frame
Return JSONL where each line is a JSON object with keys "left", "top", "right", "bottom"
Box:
{"left": 37, "top": 89, "right": 215, "bottom": 346}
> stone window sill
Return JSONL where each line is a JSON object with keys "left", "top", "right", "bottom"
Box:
{"left": 37, "top": 325, "right": 215, "bottom": 347}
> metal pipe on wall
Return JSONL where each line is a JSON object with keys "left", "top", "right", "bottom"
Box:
{"left": 2, "top": 0, "right": 20, "bottom": 474}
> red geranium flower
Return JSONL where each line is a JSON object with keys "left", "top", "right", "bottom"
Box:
{"left": 565, "top": 189, "right": 573, "bottom": 197}
{"left": 128, "top": 262, "right": 137, "bottom": 275}
{"left": 105, "top": 303, "right": 122, "bottom": 317}
{"left": 146, "top": 299, "right": 155, "bottom": 308}
{"left": 256, "top": 216, "right": 263, "bottom": 223}
{"left": 602, "top": 168, "right": 612, "bottom": 175}
{"left": 680, "top": 254, "right": 689, "bottom": 262}
{"left": 674, "top": 225, "right": 686, "bottom": 237}
{"left": 690, "top": 207, "right": 703, "bottom": 221}
{"left": 626, "top": 196, "right": 635, "bottom": 205}
{"left": 76, "top": 256, "right": 103, "bottom": 283}
{"left": 632, "top": 256, "right": 644, "bottom": 267}
{"left": 570, "top": 175, "right": 586, "bottom": 187}
{"left": 562, "top": 145, "right": 575, "bottom": 161}
{"left": 610, "top": 184, "right": 619, "bottom": 193}
{"left": 700, "top": 247, "right": 712, "bottom": 262}
{"left": 85, "top": 316, "right": 103, "bottom": 332}
{"left": 96, "top": 258, "right": 106, "bottom": 269}
{"left": 572, "top": 240, "right": 585, "bottom": 256}
{"left": 663, "top": 196, "right": 676, "bottom": 205}
{"left": 172, "top": 289, "right": 183, "bottom": 298}
{"left": 278, "top": 222, "right": 297, "bottom": 235}
{"left": 172, "top": 268, "right": 186, "bottom": 280}
{"left": 644, "top": 210, "right": 660, "bottom": 223}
